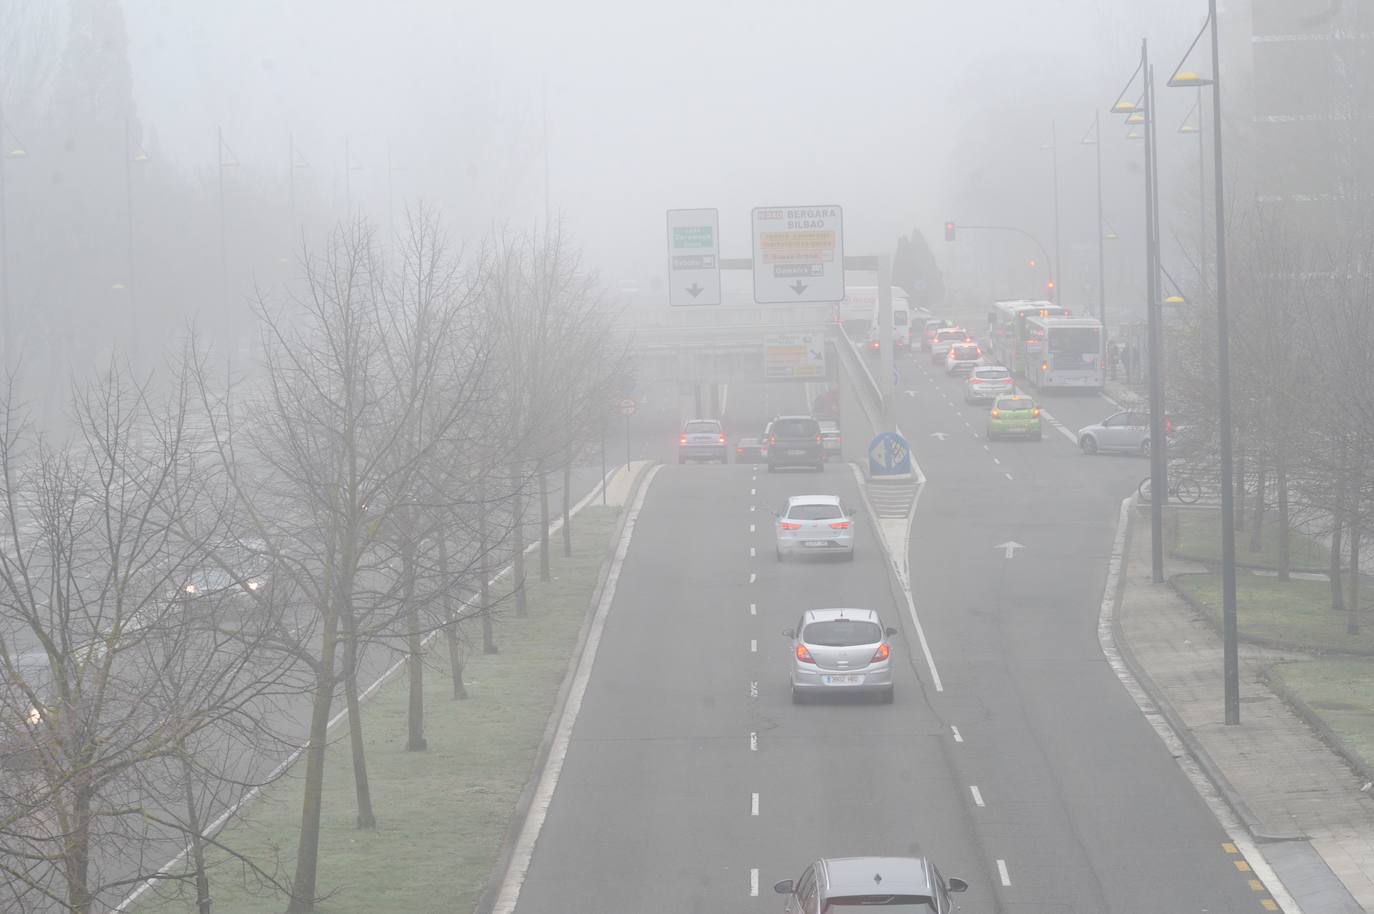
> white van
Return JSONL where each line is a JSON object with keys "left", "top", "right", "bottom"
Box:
{"left": 864, "top": 288, "right": 913, "bottom": 353}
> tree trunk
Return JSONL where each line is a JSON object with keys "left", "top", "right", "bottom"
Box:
{"left": 1249, "top": 466, "right": 1267, "bottom": 554}
{"left": 479, "top": 482, "right": 497, "bottom": 654}
{"left": 65, "top": 782, "right": 92, "bottom": 914}
{"left": 288, "top": 604, "right": 341, "bottom": 912}
{"left": 1348, "top": 512, "right": 1361, "bottom": 636}
{"left": 403, "top": 536, "right": 426, "bottom": 751}
{"left": 1276, "top": 457, "right": 1290, "bottom": 582}
{"left": 538, "top": 463, "right": 551, "bottom": 582}
{"left": 562, "top": 451, "right": 573, "bottom": 558}
{"left": 1234, "top": 434, "right": 1246, "bottom": 532}
{"left": 437, "top": 534, "right": 468, "bottom": 698}
{"left": 179, "top": 746, "right": 212, "bottom": 914}
{"left": 512, "top": 474, "right": 527, "bottom": 616}
{"left": 341, "top": 606, "right": 377, "bottom": 829}
{"left": 1332, "top": 452, "right": 1347, "bottom": 614}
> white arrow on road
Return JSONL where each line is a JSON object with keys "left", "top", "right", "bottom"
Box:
{"left": 996, "top": 541, "right": 1025, "bottom": 559}
{"left": 930, "top": 432, "right": 949, "bottom": 440}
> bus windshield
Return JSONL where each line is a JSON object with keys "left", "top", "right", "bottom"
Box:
{"left": 1048, "top": 328, "right": 1101, "bottom": 364}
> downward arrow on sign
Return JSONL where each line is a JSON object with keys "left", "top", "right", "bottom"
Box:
{"left": 789, "top": 280, "right": 809, "bottom": 295}
{"left": 686, "top": 283, "right": 704, "bottom": 298}
{"left": 995, "top": 541, "right": 1026, "bottom": 559}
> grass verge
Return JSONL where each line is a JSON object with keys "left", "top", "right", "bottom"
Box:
{"left": 1174, "top": 571, "right": 1374, "bottom": 655}
{"left": 135, "top": 506, "right": 621, "bottom": 914}
{"left": 1171, "top": 508, "right": 1329, "bottom": 571}
{"left": 1268, "top": 659, "right": 1374, "bottom": 776}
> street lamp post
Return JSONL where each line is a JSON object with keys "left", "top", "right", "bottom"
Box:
{"left": 1050, "top": 120, "right": 1063, "bottom": 309}
{"left": 1170, "top": 2, "right": 1238, "bottom": 724}
{"left": 0, "top": 103, "right": 27, "bottom": 369}
{"left": 1081, "top": 112, "right": 1107, "bottom": 335}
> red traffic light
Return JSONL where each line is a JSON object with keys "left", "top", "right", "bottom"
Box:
{"left": 1046, "top": 279, "right": 1056, "bottom": 291}
{"left": 1028, "top": 259, "right": 1036, "bottom": 269}
{"left": 944, "top": 221, "right": 956, "bottom": 242}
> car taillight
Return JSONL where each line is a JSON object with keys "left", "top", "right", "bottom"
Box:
{"left": 1166, "top": 418, "right": 1175, "bottom": 435}
{"left": 990, "top": 409, "right": 1000, "bottom": 418}
{"left": 1032, "top": 407, "right": 1041, "bottom": 417}
{"left": 679, "top": 435, "right": 687, "bottom": 445}
{"left": 718, "top": 433, "right": 726, "bottom": 443}
{"left": 829, "top": 520, "right": 850, "bottom": 530}
{"left": 816, "top": 434, "right": 822, "bottom": 444}
{"left": 796, "top": 644, "right": 815, "bottom": 664}
{"left": 869, "top": 340, "right": 879, "bottom": 349}
{"left": 971, "top": 377, "right": 982, "bottom": 384}
{"left": 871, "top": 642, "right": 891, "bottom": 662}
{"left": 1041, "top": 361, "right": 1049, "bottom": 371}
{"left": 769, "top": 434, "right": 777, "bottom": 446}
{"left": 780, "top": 521, "right": 802, "bottom": 530}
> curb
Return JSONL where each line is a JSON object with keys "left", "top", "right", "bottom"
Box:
{"left": 1261, "top": 663, "right": 1374, "bottom": 790}
{"left": 472, "top": 462, "right": 651, "bottom": 914}
{"left": 1169, "top": 573, "right": 1374, "bottom": 659}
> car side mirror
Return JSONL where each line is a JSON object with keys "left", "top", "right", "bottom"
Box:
{"left": 773, "top": 880, "right": 795, "bottom": 896}
{"left": 782, "top": 628, "right": 794, "bottom": 638}
{"left": 884, "top": 626, "right": 898, "bottom": 637}
{"left": 947, "top": 877, "right": 968, "bottom": 894}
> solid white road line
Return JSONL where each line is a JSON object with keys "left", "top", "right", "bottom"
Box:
{"left": 751, "top": 793, "right": 759, "bottom": 816}
{"left": 751, "top": 868, "right": 759, "bottom": 896}
{"left": 970, "top": 785, "right": 985, "bottom": 807}
{"left": 997, "top": 859, "right": 1011, "bottom": 886}
{"left": 491, "top": 464, "right": 662, "bottom": 914}
{"left": 951, "top": 725, "right": 964, "bottom": 743}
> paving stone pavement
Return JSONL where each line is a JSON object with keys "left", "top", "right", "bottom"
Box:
{"left": 1118, "top": 507, "right": 1374, "bottom": 913}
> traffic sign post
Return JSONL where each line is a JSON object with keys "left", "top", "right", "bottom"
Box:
{"left": 751, "top": 205, "right": 845, "bottom": 303}
{"left": 667, "top": 209, "right": 721, "bottom": 306}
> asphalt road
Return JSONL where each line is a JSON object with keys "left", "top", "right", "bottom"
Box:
{"left": 511, "top": 362, "right": 1279, "bottom": 913}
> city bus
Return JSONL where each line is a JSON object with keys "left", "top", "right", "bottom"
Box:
{"left": 1022, "top": 315, "right": 1105, "bottom": 390}
{"left": 988, "top": 300, "right": 1070, "bottom": 374}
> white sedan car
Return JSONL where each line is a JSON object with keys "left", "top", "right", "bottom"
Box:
{"left": 774, "top": 495, "right": 856, "bottom": 561}
{"left": 964, "top": 364, "right": 1015, "bottom": 403}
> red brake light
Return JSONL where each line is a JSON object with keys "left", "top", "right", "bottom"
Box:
{"left": 1032, "top": 407, "right": 1041, "bottom": 417}
{"left": 869, "top": 340, "right": 879, "bottom": 349}
{"left": 971, "top": 377, "right": 982, "bottom": 384}
{"left": 1166, "top": 417, "right": 1175, "bottom": 435}
{"left": 990, "top": 409, "right": 1000, "bottom": 418}
{"left": 780, "top": 521, "right": 802, "bottom": 530}
{"left": 769, "top": 434, "right": 777, "bottom": 446}
{"left": 871, "top": 642, "right": 891, "bottom": 662}
{"left": 816, "top": 434, "right": 822, "bottom": 444}
{"left": 829, "top": 520, "right": 850, "bottom": 530}
{"left": 1041, "top": 361, "right": 1049, "bottom": 371}
{"left": 679, "top": 434, "right": 687, "bottom": 445}
{"left": 718, "top": 433, "right": 726, "bottom": 443}
{"left": 796, "top": 644, "right": 815, "bottom": 663}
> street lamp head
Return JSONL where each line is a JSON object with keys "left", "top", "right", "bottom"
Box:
{"left": 1168, "top": 71, "right": 1214, "bottom": 88}
{"left": 1178, "top": 123, "right": 1200, "bottom": 135}
{"left": 1164, "top": 294, "right": 1186, "bottom": 305}
{"left": 111, "top": 282, "right": 127, "bottom": 290}
{"left": 1111, "top": 101, "right": 1139, "bottom": 114}
{"left": 4, "top": 146, "right": 26, "bottom": 159}
{"left": 1126, "top": 130, "right": 1144, "bottom": 141}
{"left": 1125, "top": 112, "right": 1146, "bottom": 125}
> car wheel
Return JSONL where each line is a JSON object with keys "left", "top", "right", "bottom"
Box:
{"left": 880, "top": 687, "right": 895, "bottom": 704}
{"left": 987, "top": 431, "right": 997, "bottom": 441}
{"left": 677, "top": 455, "right": 685, "bottom": 464}
{"left": 775, "top": 547, "right": 784, "bottom": 562}
{"left": 1081, "top": 435, "right": 1098, "bottom": 455}
{"left": 843, "top": 549, "right": 855, "bottom": 562}
{"left": 791, "top": 687, "right": 807, "bottom": 705}
{"left": 721, "top": 453, "right": 729, "bottom": 464}
{"left": 1033, "top": 432, "right": 1043, "bottom": 441}
{"left": 815, "top": 461, "right": 825, "bottom": 472}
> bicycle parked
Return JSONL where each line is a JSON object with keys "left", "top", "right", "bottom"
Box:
{"left": 1137, "top": 474, "right": 1201, "bottom": 505}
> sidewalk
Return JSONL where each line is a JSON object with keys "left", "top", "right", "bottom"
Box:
{"left": 1117, "top": 506, "right": 1374, "bottom": 913}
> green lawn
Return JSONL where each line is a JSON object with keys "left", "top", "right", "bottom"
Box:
{"left": 135, "top": 506, "right": 620, "bottom": 914}
{"left": 1172, "top": 509, "right": 1330, "bottom": 571}
{"left": 1174, "top": 571, "right": 1374, "bottom": 654}
{"left": 1269, "top": 659, "right": 1374, "bottom": 771}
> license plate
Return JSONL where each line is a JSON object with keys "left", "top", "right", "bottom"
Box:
{"left": 803, "top": 540, "right": 827, "bottom": 547}
{"left": 788, "top": 449, "right": 805, "bottom": 455}
{"left": 824, "top": 674, "right": 862, "bottom": 685}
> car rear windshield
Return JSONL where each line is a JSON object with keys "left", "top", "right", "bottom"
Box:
{"left": 772, "top": 419, "right": 818, "bottom": 437}
{"left": 995, "top": 399, "right": 1032, "bottom": 411}
{"left": 803, "top": 619, "right": 882, "bottom": 646}
{"left": 936, "top": 329, "right": 964, "bottom": 341}
{"left": 925, "top": 319, "right": 945, "bottom": 330}
{"left": 951, "top": 345, "right": 980, "bottom": 358}
{"left": 974, "top": 368, "right": 1010, "bottom": 380}
{"left": 683, "top": 421, "right": 720, "bottom": 434}
{"left": 827, "top": 897, "right": 935, "bottom": 912}
{"left": 787, "top": 503, "right": 842, "bottom": 520}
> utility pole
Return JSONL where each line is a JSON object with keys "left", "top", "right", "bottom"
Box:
{"left": 0, "top": 101, "right": 13, "bottom": 369}
{"left": 542, "top": 75, "right": 551, "bottom": 227}
{"left": 123, "top": 115, "right": 139, "bottom": 360}
{"left": 1142, "top": 44, "right": 1167, "bottom": 585}
{"left": 1093, "top": 110, "right": 1106, "bottom": 334}
{"left": 1051, "top": 120, "right": 1063, "bottom": 308}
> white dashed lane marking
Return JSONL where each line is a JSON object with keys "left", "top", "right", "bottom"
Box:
{"left": 997, "top": 859, "right": 1011, "bottom": 886}
{"left": 749, "top": 681, "right": 758, "bottom": 698}
{"left": 750, "top": 602, "right": 757, "bottom": 615}
{"left": 749, "top": 572, "right": 756, "bottom": 584}
{"left": 970, "top": 785, "right": 985, "bottom": 807}
{"left": 951, "top": 725, "right": 964, "bottom": 743}
{"left": 750, "top": 732, "right": 758, "bottom": 751}
{"left": 750, "top": 869, "right": 759, "bottom": 897}
{"left": 751, "top": 793, "right": 759, "bottom": 816}
{"left": 749, "top": 547, "right": 756, "bottom": 557}
{"left": 750, "top": 639, "right": 757, "bottom": 653}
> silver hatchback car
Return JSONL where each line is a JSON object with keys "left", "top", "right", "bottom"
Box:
{"left": 775, "top": 855, "right": 968, "bottom": 914}
{"left": 785, "top": 608, "right": 897, "bottom": 703}
{"left": 774, "top": 495, "right": 855, "bottom": 561}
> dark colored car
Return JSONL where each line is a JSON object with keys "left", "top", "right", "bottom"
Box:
{"left": 735, "top": 435, "right": 766, "bottom": 463}
{"left": 766, "top": 415, "right": 824, "bottom": 473}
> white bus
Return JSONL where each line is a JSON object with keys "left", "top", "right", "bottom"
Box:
{"left": 1022, "top": 315, "right": 1104, "bottom": 390}
{"left": 988, "top": 300, "right": 1069, "bottom": 374}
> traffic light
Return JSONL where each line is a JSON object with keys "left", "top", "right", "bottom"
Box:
{"left": 1028, "top": 259, "right": 1036, "bottom": 269}
{"left": 944, "top": 221, "right": 956, "bottom": 242}
{"left": 1046, "top": 279, "right": 1056, "bottom": 293}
